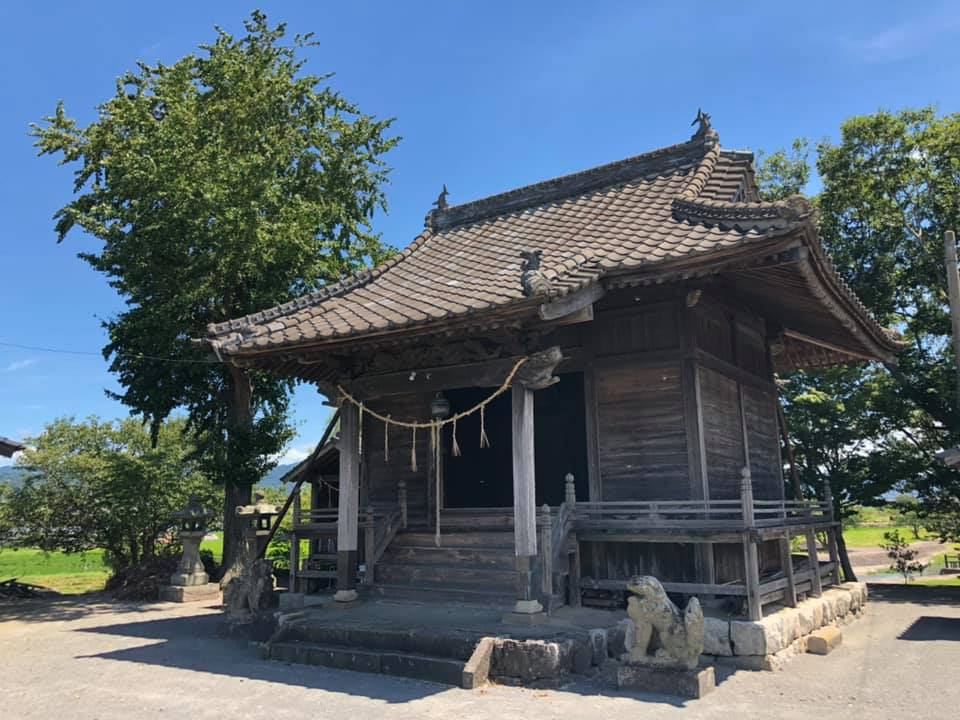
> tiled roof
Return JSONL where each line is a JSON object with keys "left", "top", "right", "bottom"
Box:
{"left": 0, "top": 436, "right": 24, "bottom": 458}
{"left": 206, "top": 125, "right": 893, "bottom": 358}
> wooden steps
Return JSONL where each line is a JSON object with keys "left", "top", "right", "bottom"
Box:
{"left": 369, "top": 526, "right": 517, "bottom": 606}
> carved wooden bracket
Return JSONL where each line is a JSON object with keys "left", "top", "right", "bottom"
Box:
{"left": 515, "top": 346, "right": 564, "bottom": 391}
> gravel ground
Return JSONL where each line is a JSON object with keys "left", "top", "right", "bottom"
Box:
{"left": 1, "top": 587, "right": 958, "bottom": 720}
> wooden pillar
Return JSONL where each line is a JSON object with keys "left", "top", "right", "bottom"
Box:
{"left": 335, "top": 400, "right": 360, "bottom": 603}
{"left": 290, "top": 490, "right": 301, "bottom": 594}
{"left": 398, "top": 479, "right": 408, "bottom": 529}
{"left": 823, "top": 478, "right": 841, "bottom": 585}
{"left": 779, "top": 533, "right": 797, "bottom": 607}
{"left": 740, "top": 466, "right": 762, "bottom": 621}
{"left": 805, "top": 527, "right": 823, "bottom": 597}
{"left": 512, "top": 383, "right": 542, "bottom": 614}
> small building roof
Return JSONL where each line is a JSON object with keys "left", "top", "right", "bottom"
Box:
{"left": 0, "top": 437, "right": 24, "bottom": 458}
{"left": 205, "top": 118, "right": 901, "bottom": 377}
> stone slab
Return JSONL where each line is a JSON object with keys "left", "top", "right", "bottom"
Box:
{"left": 807, "top": 626, "right": 842, "bottom": 655}
{"left": 160, "top": 583, "right": 220, "bottom": 603}
{"left": 462, "top": 637, "right": 494, "bottom": 689}
{"left": 617, "top": 664, "right": 716, "bottom": 699}
{"left": 501, "top": 611, "right": 548, "bottom": 626}
{"left": 169, "top": 572, "right": 209, "bottom": 587}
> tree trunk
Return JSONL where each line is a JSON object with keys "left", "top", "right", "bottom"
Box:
{"left": 220, "top": 366, "right": 255, "bottom": 579}
{"left": 836, "top": 530, "right": 858, "bottom": 582}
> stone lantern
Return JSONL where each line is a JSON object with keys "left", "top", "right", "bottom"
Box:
{"left": 160, "top": 495, "right": 220, "bottom": 603}
{"left": 235, "top": 491, "right": 280, "bottom": 561}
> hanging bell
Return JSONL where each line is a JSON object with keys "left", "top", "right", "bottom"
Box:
{"left": 430, "top": 392, "right": 451, "bottom": 420}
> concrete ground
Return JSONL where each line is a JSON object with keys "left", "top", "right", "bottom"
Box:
{"left": 1, "top": 586, "right": 959, "bottom": 720}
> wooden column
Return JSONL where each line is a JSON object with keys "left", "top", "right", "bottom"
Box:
{"left": 779, "top": 532, "right": 797, "bottom": 607}
{"left": 335, "top": 400, "right": 360, "bottom": 603}
{"left": 290, "top": 490, "right": 301, "bottom": 594}
{"left": 805, "top": 527, "right": 823, "bottom": 597}
{"left": 512, "top": 383, "right": 542, "bottom": 614}
{"left": 823, "top": 478, "right": 841, "bottom": 585}
{"left": 740, "top": 467, "right": 762, "bottom": 621}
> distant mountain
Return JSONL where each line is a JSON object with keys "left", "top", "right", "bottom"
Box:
{"left": 259, "top": 463, "right": 297, "bottom": 488}
{"left": 0, "top": 462, "right": 296, "bottom": 490}
{"left": 0, "top": 466, "right": 31, "bottom": 489}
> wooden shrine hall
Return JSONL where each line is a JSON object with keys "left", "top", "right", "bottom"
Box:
{"left": 205, "top": 113, "right": 901, "bottom": 621}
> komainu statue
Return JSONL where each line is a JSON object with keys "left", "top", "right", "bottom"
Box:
{"left": 623, "top": 576, "right": 704, "bottom": 670}
{"left": 223, "top": 559, "right": 275, "bottom": 618}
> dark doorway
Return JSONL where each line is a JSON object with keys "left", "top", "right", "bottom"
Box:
{"left": 442, "top": 372, "right": 589, "bottom": 508}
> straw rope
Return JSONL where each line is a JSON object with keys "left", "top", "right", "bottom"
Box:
{"left": 336, "top": 356, "right": 529, "bottom": 546}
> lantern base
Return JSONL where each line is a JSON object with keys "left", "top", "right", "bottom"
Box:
{"left": 170, "top": 571, "right": 210, "bottom": 587}
{"left": 160, "top": 582, "right": 221, "bottom": 603}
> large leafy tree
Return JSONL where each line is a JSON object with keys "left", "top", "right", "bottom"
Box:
{"left": 1, "top": 417, "right": 218, "bottom": 571}
{"left": 32, "top": 12, "right": 398, "bottom": 570}
{"left": 760, "top": 109, "right": 960, "bottom": 571}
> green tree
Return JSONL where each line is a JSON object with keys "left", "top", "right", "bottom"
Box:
{"left": 32, "top": 11, "right": 398, "bottom": 571}
{"left": 1, "top": 417, "right": 218, "bottom": 571}
{"left": 881, "top": 529, "right": 926, "bottom": 584}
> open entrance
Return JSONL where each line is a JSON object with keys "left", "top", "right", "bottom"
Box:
{"left": 442, "top": 372, "right": 589, "bottom": 508}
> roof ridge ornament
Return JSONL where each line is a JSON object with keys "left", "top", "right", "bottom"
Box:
{"left": 519, "top": 249, "right": 552, "bottom": 297}
{"left": 424, "top": 184, "right": 450, "bottom": 229}
{"left": 691, "top": 108, "right": 718, "bottom": 145}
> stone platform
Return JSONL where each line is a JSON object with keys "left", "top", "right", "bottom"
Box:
{"left": 161, "top": 583, "right": 221, "bottom": 603}
{"left": 617, "top": 665, "right": 715, "bottom": 698}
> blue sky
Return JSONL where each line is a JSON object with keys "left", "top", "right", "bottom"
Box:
{"left": 1, "top": 1, "right": 959, "bottom": 467}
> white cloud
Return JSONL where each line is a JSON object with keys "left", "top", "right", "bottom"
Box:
{"left": 0, "top": 358, "right": 37, "bottom": 373}
{"left": 274, "top": 445, "right": 312, "bottom": 466}
{"left": 848, "top": 8, "right": 960, "bottom": 62}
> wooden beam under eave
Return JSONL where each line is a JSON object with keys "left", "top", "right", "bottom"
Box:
{"left": 538, "top": 283, "right": 605, "bottom": 321}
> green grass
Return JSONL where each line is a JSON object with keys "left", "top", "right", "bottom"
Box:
{"left": 0, "top": 548, "right": 110, "bottom": 595}
{"left": 843, "top": 525, "right": 925, "bottom": 548}
{"left": 1, "top": 535, "right": 225, "bottom": 596}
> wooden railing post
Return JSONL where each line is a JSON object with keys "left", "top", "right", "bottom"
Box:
{"left": 398, "top": 479, "right": 408, "bottom": 529}
{"left": 823, "top": 477, "right": 834, "bottom": 520}
{"left": 740, "top": 466, "right": 762, "bottom": 621}
{"left": 290, "top": 490, "right": 301, "bottom": 593}
{"left": 564, "top": 473, "right": 577, "bottom": 509}
{"left": 539, "top": 504, "right": 553, "bottom": 600}
{"left": 363, "top": 505, "right": 376, "bottom": 586}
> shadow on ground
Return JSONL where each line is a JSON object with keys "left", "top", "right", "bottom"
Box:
{"left": 0, "top": 593, "right": 166, "bottom": 625}
{"left": 867, "top": 583, "right": 960, "bottom": 607}
{"left": 897, "top": 616, "right": 960, "bottom": 641}
{"left": 69, "top": 608, "right": 706, "bottom": 706}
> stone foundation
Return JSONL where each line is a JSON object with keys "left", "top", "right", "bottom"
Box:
{"left": 699, "top": 582, "right": 867, "bottom": 671}
{"left": 160, "top": 583, "right": 221, "bottom": 603}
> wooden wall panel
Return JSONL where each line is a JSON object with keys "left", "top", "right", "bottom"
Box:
{"left": 699, "top": 365, "right": 745, "bottom": 499}
{"left": 596, "top": 363, "right": 689, "bottom": 500}
{"left": 695, "top": 306, "right": 734, "bottom": 363}
{"left": 742, "top": 385, "right": 784, "bottom": 500}
{"left": 362, "top": 392, "right": 432, "bottom": 514}
{"left": 736, "top": 323, "right": 768, "bottom": 378}
{"left": 593, "top": 305, "right": 680, "bottom": 356}
{"left": 581, "top": 541, "right": 698, "bottom": 583}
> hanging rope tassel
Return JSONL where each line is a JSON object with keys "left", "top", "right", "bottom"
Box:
{"left": 479, "top": 405, "right": 491, "bottom": 449}
{"left": 433, "top": 422, "right": 442, "bottom": 547}
{"left": 410, "top": 426, "right": 418, "bottom": 472}
{"left": 384, "top": 415, "right": 391, "bottom": 463}
{"left": 357, "top": 402, "right": 365, "bottom": 458}
{"left": 451, "top": 416, "right": 461, "bottom": 457}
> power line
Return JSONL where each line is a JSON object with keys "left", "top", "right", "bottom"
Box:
{"left": 0, "top": 340, "right": 221, "bottom": 365}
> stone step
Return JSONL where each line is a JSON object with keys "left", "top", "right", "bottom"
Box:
{"left": 291, "top": 624, "right": 481, "bottom": 660}
{"left": 268, "top": 640, "right": 468, "bottom": 686}
{"left": 382, "top": 544, "right": 515, "bottom": 569}
{"left": 365, "top": 582, "right": 515, "bottom": 607}
{"left": 374, "top": 562, "right": 517, "bottom": 589}
{"left": 396, "top": 531, "right": 514, "bottom": 548}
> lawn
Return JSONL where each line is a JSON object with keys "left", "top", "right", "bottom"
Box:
{"left": 843, "top": 525, "right": 924, "bottom": 548}
{"left": 0, "top": 536, "right": 226, "bottom": 595}
{"left": 0, "top": 548, "right": 110, "bottom": 595}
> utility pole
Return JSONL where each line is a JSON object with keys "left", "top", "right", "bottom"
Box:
{"left": 944, "top": 230, "right": 960, "bottom": 409}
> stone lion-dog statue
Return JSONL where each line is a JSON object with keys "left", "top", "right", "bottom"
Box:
{"left": 623, "top": 576, "right": 704, "bottom": 670}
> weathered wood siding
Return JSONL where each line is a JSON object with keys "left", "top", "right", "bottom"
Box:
{"left": 581, "top": 541, "right": 698, "bottom": 583}
{"left": 595, "top": 363, "right": 689, "bottom": 500}
{"left": 714, "top": 540, "right": 783, "bottom": 583}
{"left": 592, "top": 304, "right": 680, "bottom": 356}
{"left": 742, "top": 384, "right": 784, "bottom": 500}
{"left": 362, "top": 392, "right": 432, "bottom": 513}
{"left": 698, "top": 365, "right": 745, "bottom": 500}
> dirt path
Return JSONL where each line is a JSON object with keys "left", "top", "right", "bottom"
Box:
{"left": 2, "top": 588, "right": 960, "bottom": 719}
{"left": 848, "top": 539, "right": 947, "bottom": 575}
